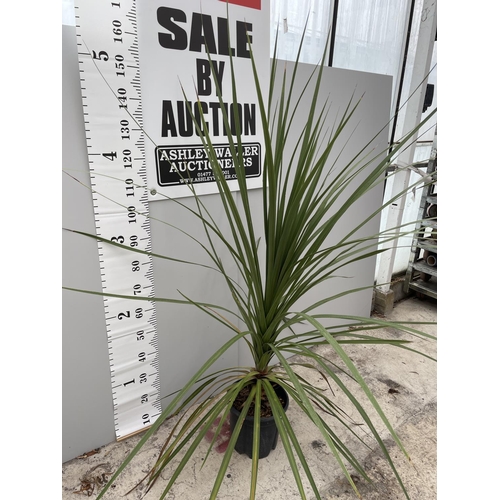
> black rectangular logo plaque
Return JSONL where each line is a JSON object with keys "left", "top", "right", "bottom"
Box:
{"left": 155, "top": 143, "right": 261, "bottom": 187}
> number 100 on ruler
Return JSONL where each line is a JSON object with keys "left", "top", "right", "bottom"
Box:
{"left": 74, "top": 0, "right": 161, "bottom": 440}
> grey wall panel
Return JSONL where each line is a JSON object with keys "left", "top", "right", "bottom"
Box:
{"left": 62, "top": 25, "right": 116, "bottom": 462}
{"left": 62, "top": 23, "right": 392, "bottom": 462}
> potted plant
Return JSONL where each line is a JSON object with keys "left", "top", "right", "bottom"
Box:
{"left": 65, "top": 23, "right": 436, "bottom": 500}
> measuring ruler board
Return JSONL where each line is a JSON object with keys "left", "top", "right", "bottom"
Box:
{"left": 74, "top": 0, "right": 161, "bottom": 440}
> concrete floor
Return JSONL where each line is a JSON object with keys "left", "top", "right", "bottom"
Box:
{"left": 62, "top": 295, "right": 437, "bottom": 499}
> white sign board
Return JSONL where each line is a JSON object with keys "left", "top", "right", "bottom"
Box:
{"left": 138, "top": 0, "right": 270, "bottom": 200}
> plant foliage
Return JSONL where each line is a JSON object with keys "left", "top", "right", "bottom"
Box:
{"left": 65, "top": 15, "right": 436, "bottom": 500}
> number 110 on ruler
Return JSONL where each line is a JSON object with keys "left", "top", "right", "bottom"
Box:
{"left": 74, "top": 0, "right": 161, "bottom": 440}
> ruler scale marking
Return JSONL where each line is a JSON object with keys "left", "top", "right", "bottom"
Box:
{"left": 74, "top": 0, "right": 161, "bottom": 441}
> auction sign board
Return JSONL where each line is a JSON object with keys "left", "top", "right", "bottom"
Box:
{"left": 138, "top": 0, "right": 270, "bottom": 200}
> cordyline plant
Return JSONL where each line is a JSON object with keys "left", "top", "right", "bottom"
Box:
{"left": 65, "top": 19, "right": 436, "bottom": 500}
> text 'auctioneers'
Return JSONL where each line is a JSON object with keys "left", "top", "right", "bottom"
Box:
{"left": 155, "top": 143, "right": 261, "bottom": 186}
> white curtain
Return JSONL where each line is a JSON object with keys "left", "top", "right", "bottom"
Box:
{"left": 271, "top": 0, "right": 437, "bottom": 150}
{"left": 333, "top": 0, "right": 409, "bottom": 74}
{"left": 271, "top": 0, "right": 417, "bottom": 108}
{"left": 270, "top": 0, "right": 335, "bottom": 64}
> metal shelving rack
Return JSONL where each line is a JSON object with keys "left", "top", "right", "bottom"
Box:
{"left": 403, "top": 130, "right": 437, "bottom": 299}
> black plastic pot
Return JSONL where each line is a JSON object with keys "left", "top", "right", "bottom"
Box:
{"left": 229, "top": 384, "right": 289, "bottom": 459}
